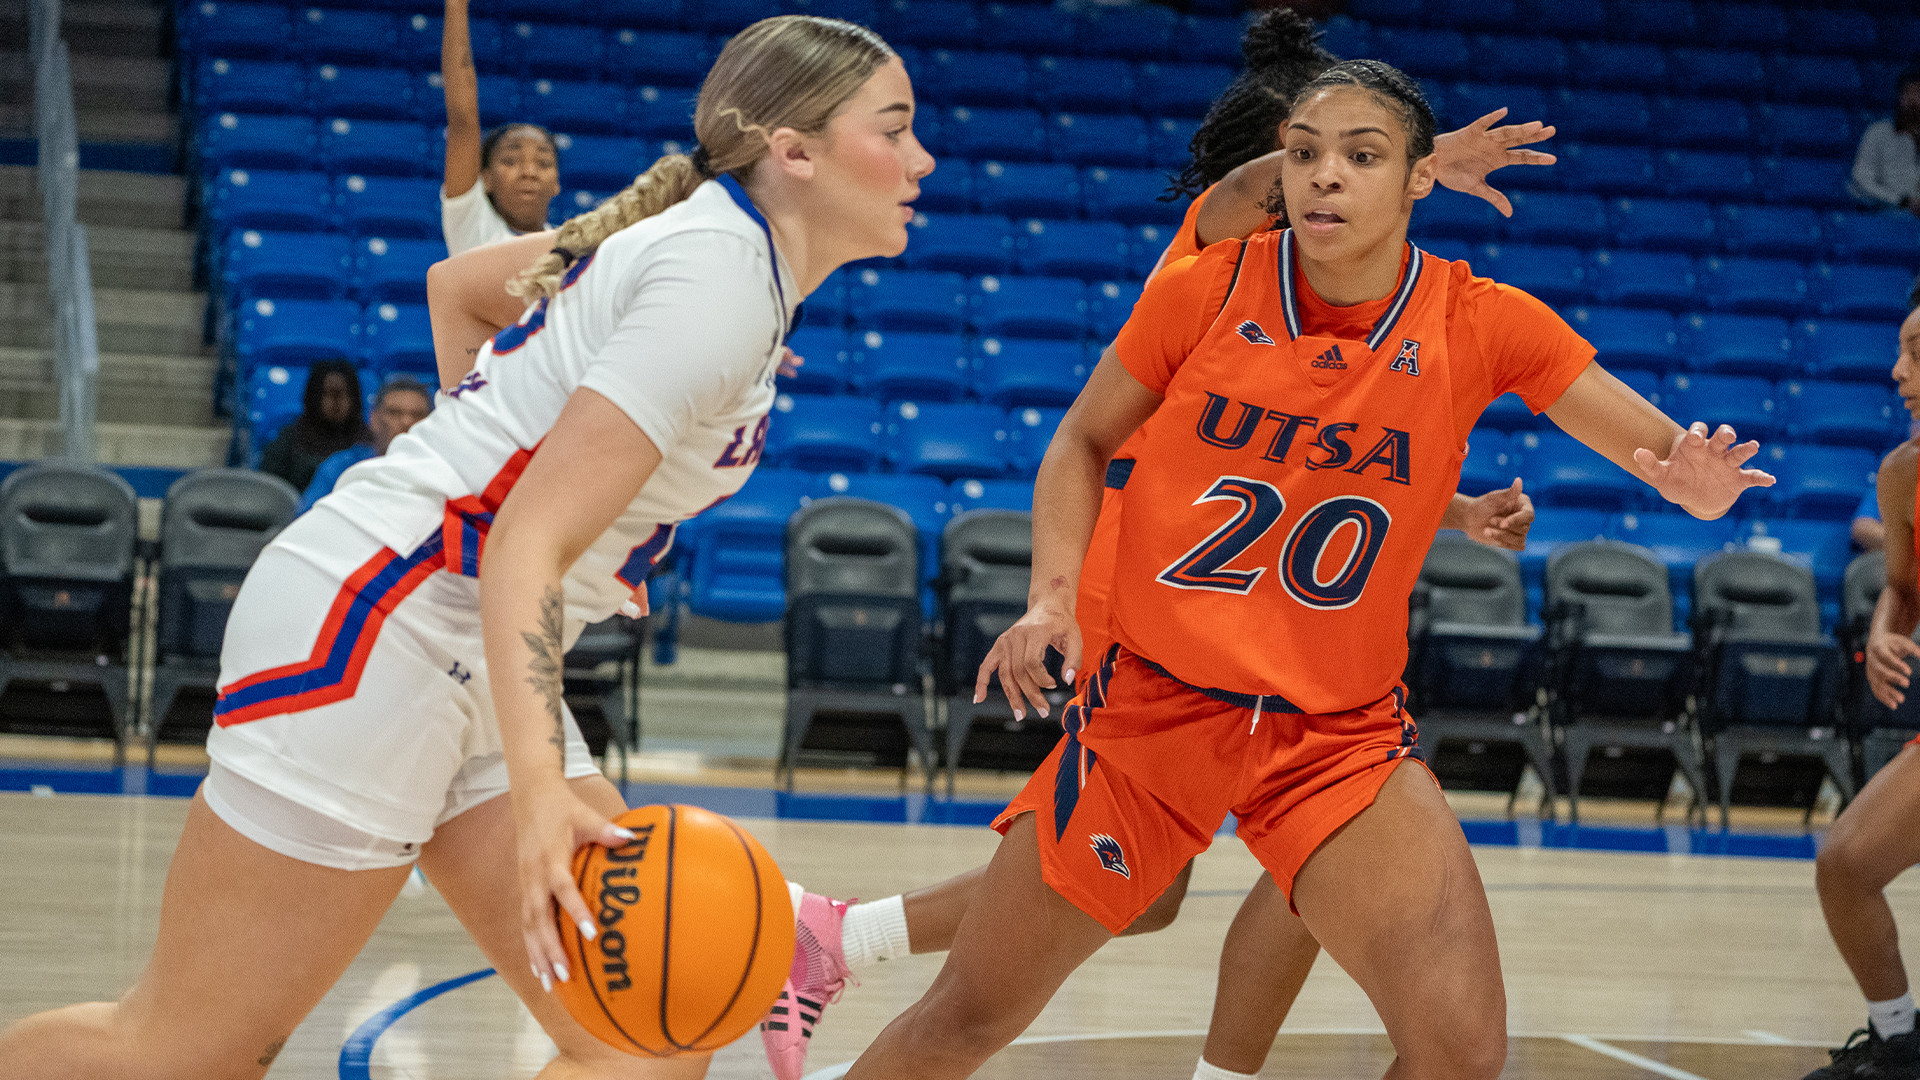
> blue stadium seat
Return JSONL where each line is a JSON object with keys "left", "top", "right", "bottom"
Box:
{"left": 291, "top": 8, "right": 400, "bottom": 63}
{"left": 553, "top": 134, "right": 648, "bottom": 190}
{"left": 604, "top": 30, "right": 713, "bottom": 87}
{"left": 318, "top": 118, "right": 433, "bottom": 177}
{"left": 1768, "top": 445, "right": 1879, "bottom": 520}
{"left": 939, "top": 106, "right": 1048, "bottom": 162}
{"left": 193, "top": 59, "right": 305, "bottom": 115}
{"left": 1567, "top": 42, "right": 1668, "bottom": 92}
{"left": 1683, "top": 313, "right": 1797, "bottom": 378}
{"left": 361, "top": 302, "right": 436, "bottom": 377}
{"left": 1018, "top": 219, "right": 1133, "bottom": 280}
{"left": 972, "top": 161, "right": 1080, "bottom": 220}
{"left": 902, "top": 213, "right": 1016, "bottom": 275}
{"left": 878, "top": 0, "right": 978, "bottom": 48}
{"left": 235, "top": 298, "right": 363, "bottom": 367}
{"left": 1753, "top": 104, "right": 1859, "bottom": 159}
{"left": 181, "top": 0, "right": 290, "bottom": 57}
{"left": 884, "top": 401, "right": 1010, "bottom": 480}
{"left": 679, "top": 468, "right": 814, "bottom": 623}
{"left": 453, "top": 17, "right": 510, "bottom": 72}
{"left": 200, "top": 113, "right": 318, "bottom": 173}
{"left": 1614, "top": 0, "right": 1698, "bottom": 42}
{"left": 805, "top": 271, "right": 851, "bottom": 327}
{"left": 1033, "top": 57, "right": 1136, "bottom": 113}
{"left": 1701, "top": 256, "right": 1812, "bottom": 317}
{"left": 623, "top": 86, "right": 695, "bottom": 139}
{"left": 352, "top": 236, "right": 445, "bottom": 303}
{"left": 1715, "top": 204, "right": 1824, "bottom": 260}
{"left": 246, "top": 363, "right": 311, "bottom": 440}
{"left": 1316, "top": 17, "right": 1371, "bottom": 61}
{"left": 1699, "top": 3, "right": 1788, "bottom": 48}
{"left": 1415, "top": 189, "right": 1506, "bottom": 242}
{"left": 311, "top": 63, "right": 416, "bottom": 122}
{"left": 1444, "top": 83, "right": 1549, "bottom": 137}
{"left": 1549, "top": 90, "right": 1651, "bottom": 145}
{"left": 1088, "top": 279, "right": 1143, "bottom": 340}
{"left": 1884, "top": 15, "right": 1920, "bottom": 59}
{"left": 782, "top": 325, "right": 853, "bottom": 397}
{"left": 973, "top": 339, "right": 1088, "bottom": 408}
{"left": 1051, "top": 112, "right": 1154, "bottom": 167}
{"left": 980, "top": 2, "right": 1075, "bottom": 54}
{"left": 1460, "top": 430, "right": 1520, "bottom": 495}
{"left": 1660, "top": 373, "right": 1779, "bottom": 439}
{"left": 764, "top": 395, "right": 883, "bottom": 473}
{"left": 1482, "top": 244, "right": 1587, "bottom": 306}
{"left": 913, "top": 163, "right": 971, "bottom": 214}
{"left": 1826, "top": 211, "right": 1920, "bottom": 266}
{"left": 1152, "top": 117, "right": 1202, "bottom": 170}
{"left": 1518, "top": 507, "right": 1615, "bottom": 589}
{"left": 1347, "top": 0, "right": 1427, "bottom": 23}
{"left": 1787, "top": 8, "right": 1877, "bottom": 56}
{"left": 922, "top": 50, "right": 1032, "bottom": 108}
{"left": 1665, "top": 48, "right": 1767, "bottom": 98}
{"left": 849, "top": 269, "right": 970, "bottom": 333}
{"left": 1660, "top": 150, "right": 1755, "bottom": 201}
{"left": 337, "top": 174, "right": 441, "bottom": 240}
{"left": 1590, "top": 250, "right": 1698, "bottom": 309}
{"left": 502, "top": 21, "right": 605, "bottom": 76}
{"left": 1517, "top": 0, "right": 1605, "bottom": 36}
{"left": 1079, "top": 3, "right": 1177, "bottom": 59}
{"left": 1478, "top": 392, "right": 1544, "bottom": 433}
{"left": 1761, "top": 157, "right": 1857, "bottom": 212}
{"left": 1560, "top": 144, "right": 1660, "bottom": 196}
{"left": 1798, "top": 319, "right": 1898, "bottom": 383}
{"left": 680, "top": 0, "right": 776, "bottom": 32}
{"left": 521, "top": 78, "right": 628, "bottom": 135}
{"left": 1137, "top": 62, "right": 1236, "bottom": 118}
{"left": 464, "top": 73, "right": 527, "bottom": 129}
{"left": 1611, "top": 510, "right": 1741, "bottom": 601}
{"left": 948, "top": 476, "right": 1034, "bottom": 515}
{"left": 972, "top": 275, "right": 1086, "bottom": 340}
{"left": 1004, "top": 406, "right": 1067, "bottom": 479}
{"left": 1518, "top": 430, "right": 1642, "bottom": 511}
{"left": 1615, "top": 368, "right": 1663, "bottom": 408}
{"left": 1373, "top": 27, "right": 1473, "bottom": 82}
{"left": 851, "top": 330, "right": 972, "bottom": 402}
{"left": 1817, "top": 264, "right": 1914, "bottom": 322}
{"left": 391, "top": 12, "right": 444, "bottom": 67}
{"left": 1782, "top": 380, "right": 1903, "bottom": 449}
{"left": 1743, "top": 517, "right": 1852, "bottom": 618}
{"left": 1503, "top": 191, "right": 1609, "bottom": 247}
{"left": 812, "top": 469, "right": 951, "bottom": 592}
{"left": 1467, "top": 35, "right": 1568, "bottom": 85}
{"left": 1608, "top": 197, "right": 1716, "bottom": 253}
{"left": 1648, "top": 96, "right": 1752, "bottom": 151}
{"left": 1772, "top": 55, "right": 1864, "bottom": 106}
{"left": 207, "top": 169, "right": 333, "bottom": 235}
{"left": 1083, "top": 167, "right": 1177, "bottom": 227}
{"left": 222, "top": 230, "right": 353, "bottom": 301}
{"left": 1568, "top": 306, "right": 1680, "bottom": 373}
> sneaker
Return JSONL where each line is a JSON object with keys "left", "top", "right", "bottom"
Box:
{"left": 760, "top": 893, "right": 855, "bottom": 1080}
{"left": 1803, "top": 1024, "right": 1920, "bottom": 1080}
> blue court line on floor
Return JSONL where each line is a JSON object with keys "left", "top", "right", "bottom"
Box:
{"left": 338, "top": 967, "right": 495, "bottom": 1080}
{"left": 0, "top": 759, "right": 1820, "bottom": 860}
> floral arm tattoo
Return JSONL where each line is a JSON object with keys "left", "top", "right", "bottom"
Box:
{"left": 521, "top": 586, "right": 566, "bottom": 766}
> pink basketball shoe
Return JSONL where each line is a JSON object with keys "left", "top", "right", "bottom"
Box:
{"left": 760, "top": 892, "right": 855, "bottom": 1080}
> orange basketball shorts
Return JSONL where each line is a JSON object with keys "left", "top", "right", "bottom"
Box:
{"left": 993, "top": 644, "right": 1421, "bottom": 934}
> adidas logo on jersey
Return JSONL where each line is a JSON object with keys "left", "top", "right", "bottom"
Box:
{"left": 1235, "top": 320, "right": 1275, "bottom": 346}
{"left": 1310, "top": 345, "right": 1347, "bottom": 370}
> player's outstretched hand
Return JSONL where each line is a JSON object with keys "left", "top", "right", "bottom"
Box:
{"left": 975, "top": 598, "right": 1082, "bottom": 723}
{"left": 1633, "top": 422, "right": 1775, "bottom": 521}
{"left": 1433, "top": 107, "right": 1558, "bottom": 218}
{"left": 777, "top": 346, "right": 804, "bottom": 379}
{"left": 513, "top": 781, "right": 636, "bottom": 994}
{"left": 1461, "top": 478, "right": 1534, "bottom": 551}
{"left": 1868, "top": 629, "right": 1920, "bottom": 710}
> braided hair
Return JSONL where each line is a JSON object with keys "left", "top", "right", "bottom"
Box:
{"left": 1165, "top": 9, "right": 1337, "bottom": 201}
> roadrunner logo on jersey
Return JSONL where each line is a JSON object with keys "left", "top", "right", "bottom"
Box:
{"left": 1235, "top": 320, "right": 1276, "bottom": 346}
{"left": 1090, "top": 833, "right": 1131, "bottom": 879}
{"left": 1390, "top": 338, "right": 1422, "bottom": 376}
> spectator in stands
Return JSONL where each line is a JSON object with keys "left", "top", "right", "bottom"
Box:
{"left": 296, "top": 376, "right": 434, "bottom": 513}
{"left": 440, "top": 0, "right": 560, "bottom": 254}
{"left": 257, "top": 360, "right": 371, "bottom": 493}
{"left": 1851, "top": 66, "right": 1920, "bottom": 214}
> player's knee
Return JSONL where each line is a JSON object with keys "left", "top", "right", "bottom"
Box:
{"left": 911, "top": 982, "right": 1031, "bottom": 1059}
{"left": 1409, "top": 1006, "right": 1505, "bottom": 1080}
{"left": 1816, "top": 831, "right": 1883, "bottom": 895}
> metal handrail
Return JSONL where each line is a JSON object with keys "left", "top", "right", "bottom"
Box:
{"left": 32, "top": 0, "right": 99, "bottom": 464}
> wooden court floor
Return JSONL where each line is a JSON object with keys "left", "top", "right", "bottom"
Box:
{"left": 0, "top": 788, "right": 1909, "bottom": 1079}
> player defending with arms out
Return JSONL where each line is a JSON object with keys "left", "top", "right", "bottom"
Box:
{"left": 1803, "top": 304, "right": 1920, "bottom": 1080}
{"left": 840, "top": 60, "right": 1772, "bottom": 1080}
{"left": 0, "top": 16, "right": 931, "bottom": 1080}
{"left": 439, "top": 0, "right": 559, "bottom": 253}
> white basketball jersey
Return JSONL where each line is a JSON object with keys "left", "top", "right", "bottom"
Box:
{"left": 324, "top": 177, "right": 795, "bottom": 626}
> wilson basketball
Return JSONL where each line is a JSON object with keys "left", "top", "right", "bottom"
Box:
{"left": 556, "top": 804, "right": 795, "bottom": 1056}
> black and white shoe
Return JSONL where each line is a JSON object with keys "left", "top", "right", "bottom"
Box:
{"left": 1802, "top": 1023, "right": 1920, "bottom": 1080}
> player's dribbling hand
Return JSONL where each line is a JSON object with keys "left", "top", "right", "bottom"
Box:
{"left": 976, "top": 598, "right": 1082, "bottom": 723}
{"left": 512, "top": 781, "right": 637, "bottom": 993}
{"left": 1633, "top": 422, "right": 1775, "bottom": 521}
{"left": 1432, "top": 108, "right": 1558, "bottom": 218}
{"left": 1867, "top": 630, "right": 1920, "bottom": 710}
{"left": 1462, "top": 478, "right": 1533, "bottom": 551}
{"left": 777, "top": 346, "right": 803, "bottom": 379}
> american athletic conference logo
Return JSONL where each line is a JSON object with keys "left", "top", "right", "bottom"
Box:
{"left": 1089, "top": 833, "right": 1131, "bottom": 879}
{"left": 1235, "top": 320, "right": 1275, "bottom": 346}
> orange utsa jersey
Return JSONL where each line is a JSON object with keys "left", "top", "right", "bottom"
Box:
{"left": 1108, "top": 228, "right": 1590, "bottom": 713}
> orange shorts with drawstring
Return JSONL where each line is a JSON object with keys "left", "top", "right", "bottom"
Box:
{"left": 992, "top": 644, "right": 1424, "bottom": 934}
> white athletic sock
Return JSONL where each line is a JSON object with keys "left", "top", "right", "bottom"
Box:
{"left": 840, "top": 895, "right": 912, "bottom": 968}
{"left": 1870, "top": 992, "right": 1915, "bottom": 1039}
{"left": 1192, "top": 1058, "right": 1259, "bottom": 1080}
